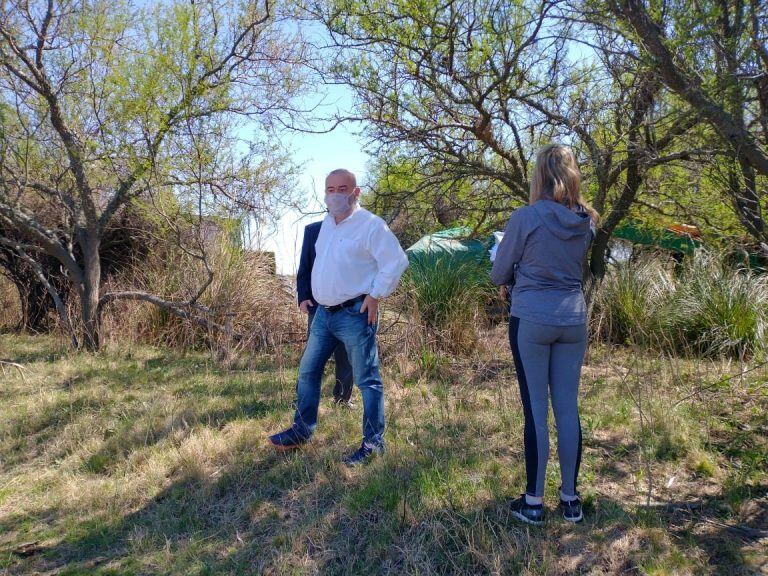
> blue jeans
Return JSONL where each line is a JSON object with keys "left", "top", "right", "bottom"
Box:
{"left": 307, "top": 308, "right": 354, "bottom": 402}
{"left": 293, "top": 303, "right": 385, "bottom": 447}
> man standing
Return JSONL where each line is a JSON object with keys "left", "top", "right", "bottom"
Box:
{"left": 296, "top": 220, "right": 354, "bottom": 406}
{"left": 269, "top": 169, "right": 409, "bottom": 466}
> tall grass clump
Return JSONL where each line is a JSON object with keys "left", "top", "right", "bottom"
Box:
{"left": 400, "top": 254, "right": 495, "bottom": 353}
{"left": 592, "top": 256, "right": 676, "bottom": 346}
{"left": 667, "top": 252, "right": 768, "bottom": 359}
{"left": 594, "top": 250, "right": 768, "bottom": 359}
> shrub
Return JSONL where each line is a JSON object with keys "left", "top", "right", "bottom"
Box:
{"left": 592, "top": 256, "right": 676, "bottom": 346}
{"left": 667, "top": 252, "right": 768, "bottom": 359}
{"left": 400, "top": 255, "right": 495, "bottom": 354}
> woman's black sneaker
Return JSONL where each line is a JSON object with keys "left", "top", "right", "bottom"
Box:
{"left": 559, "top": 495, "right": 583, "bottom": 523}
{"left": 509, "top": 495, "right": 544, "bottom": 525}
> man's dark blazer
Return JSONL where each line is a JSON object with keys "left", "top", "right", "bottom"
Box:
{"left": 296, "top": 220, "right": 323, "bottom": 306}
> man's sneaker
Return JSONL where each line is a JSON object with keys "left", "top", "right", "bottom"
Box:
{"left": 560, "top": 495, "right": 583, "bottom": 523}
{"left": 342, "top": 442, "right": 383, "bottom": 467}
{"left": 509, "top": 494, "right": 544, "bottom": 525}
{"left": 268, "top": 427, "right": 309, "bottom": 451}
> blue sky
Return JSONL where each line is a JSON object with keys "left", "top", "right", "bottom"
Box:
{"left": 251, "top": 82, "right": 370, "bottom": 275}
{"left": 257, "top": 137, "right": 369, "bottom": 274}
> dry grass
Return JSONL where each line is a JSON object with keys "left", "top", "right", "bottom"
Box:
{"left": 0, "top": 330, "right": 766, "bottom": 575}
{"left": 0, "top": 275, "right": 21, "bottom": 331}
{"left": 100, "top": 244, "right": 304, "bottom": 360}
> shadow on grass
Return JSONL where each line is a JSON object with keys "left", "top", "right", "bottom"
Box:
{"left": 81, "top": 397, "right": 281, "bottom": 475}
{"left": 77, "top": 363, "right": 286, "bottom": 475}
{"left": 4, "top": 444, "right": 339, "bottom": 574}
{"left": 2, "top": 338, "right": 765, "bottom": 574}
{"left": 5, "top": 420, "right": 765, "bottom": 576}
{"left": 644, "top": 487, "right": 768, "bottom": 574}
{"left": 1, "top": 349, "right": 70, "bottom": 364}
{"left": 586, "top": 433, "right": 639, "bottom": 482}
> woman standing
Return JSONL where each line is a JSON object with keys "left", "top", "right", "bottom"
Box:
{"left": 491, "top": 144, "right": 598, "bottom": 524}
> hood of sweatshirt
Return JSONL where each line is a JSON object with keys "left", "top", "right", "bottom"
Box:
{"left": 532, "top": 200, "right": 592, "bottom": 240}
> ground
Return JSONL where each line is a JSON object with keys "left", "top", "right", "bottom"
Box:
{"left": 0, "top": 331, "right": 766, "bottom": 575}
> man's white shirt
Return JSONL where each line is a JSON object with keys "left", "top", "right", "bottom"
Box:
{"left": 311, "top": 206, "right": 409, "bottom": 306}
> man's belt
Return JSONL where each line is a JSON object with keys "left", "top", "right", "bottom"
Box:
{"left": 324, "top": 294, "right": 367, "bottom": 313}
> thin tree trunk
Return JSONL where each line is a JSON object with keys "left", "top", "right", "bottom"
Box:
{"left": 80, "top": 234, "right": 102, "bottom": 351}
{"left": 24, "top": 282, "right": 53, "bottom": 332}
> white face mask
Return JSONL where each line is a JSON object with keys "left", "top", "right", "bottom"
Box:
{"left": 325, "top": 192, "right": 355, "bottom": 217}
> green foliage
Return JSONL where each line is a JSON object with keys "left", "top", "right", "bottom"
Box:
{"left": 629, "top": 139, "right": 743, "bottom": 243}
{"left": 319, "top": 0, "right": 559, "bottom": 220}
{"left": 593, "top": 256, "right": 675, "bottom": 345}
{"left": 669, "top": 253, "right": 768, "bottom": 358}
{"left": 363, "top": 156, "right": 519, "bottom": 246}
{"left": 326, "top": 0, "right": 768, "bottom": 270}
{"left": 598, "top": 0, "right": 768, "bottom": 245}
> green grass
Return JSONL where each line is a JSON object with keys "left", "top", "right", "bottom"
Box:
{"left": 0, "top": 334, "right": 766, "bottom": 575}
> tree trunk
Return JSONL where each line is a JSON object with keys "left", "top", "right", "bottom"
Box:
{"left": 80, "top": 234, "right": 102, "bottom": 351}
{"left": 589, "top": 227, "right": 612, "bottom": 281}
{"left": 0, "top": 253, "right": 56, "bottom": 332}
{"left": 22, "top": 281, "right": 53, "bottom": 332}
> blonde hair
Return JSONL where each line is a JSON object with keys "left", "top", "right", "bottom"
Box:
{"left": 529, "top": 144, "right": 599, "bottom": 224}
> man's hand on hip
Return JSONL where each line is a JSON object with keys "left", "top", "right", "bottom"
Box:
{"left": 299, "top": 300, "right": 314, "bottom": 314}
{"left": 359, "top": 295, "right": 379, "bottom": 325}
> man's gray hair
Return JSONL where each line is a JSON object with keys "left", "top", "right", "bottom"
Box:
{"left": 327, "top": 168, "right": 357, "bottom": 188}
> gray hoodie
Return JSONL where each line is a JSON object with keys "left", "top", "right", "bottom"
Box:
{"left": 490, "top": 199, "right": 594, "bottom": 326}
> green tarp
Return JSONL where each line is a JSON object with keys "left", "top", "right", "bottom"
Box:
{"left": 405, "top": 227, "right": 493, "bottom": 270}
{"left": 407, "top": 220, "right": 765, "bottom": 273}
{"left": 406, "top": 220, "right": 704, "bottom": 271}
{"left": 612, "top": 218, "right": 701, "bottom": 254}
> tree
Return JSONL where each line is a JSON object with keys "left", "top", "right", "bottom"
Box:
{"left": 540, "top": 16, "right": 707, "bottom": 278}
{"left": 363, "top": 156, "right": 504, "bottom": 247}
{"left": 606, "top": 0, "right": 768, "bottom": 251}
{"left": 311, "top": 0, "right": 703, "bottom": 279}
{"left": 307, "top": 0, "right": 562, "bottom": 224}
{"left": 0, "top": 0, "right": 307, "bottom": 349}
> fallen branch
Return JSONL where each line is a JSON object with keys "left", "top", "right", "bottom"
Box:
{"left": 658, "top": 502, "right": 768, "bottom": 541}
{"left": 0, "top": 360, "right": 27, "bottom": 383}
{"left": 673, "top": 359, "right": 768, "bottom": 407}
{"left": 12, "top": 541, "right": 44, "bottom": 557}
{"left": 98, "top": 290, "right": 241, "bottom": 342}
